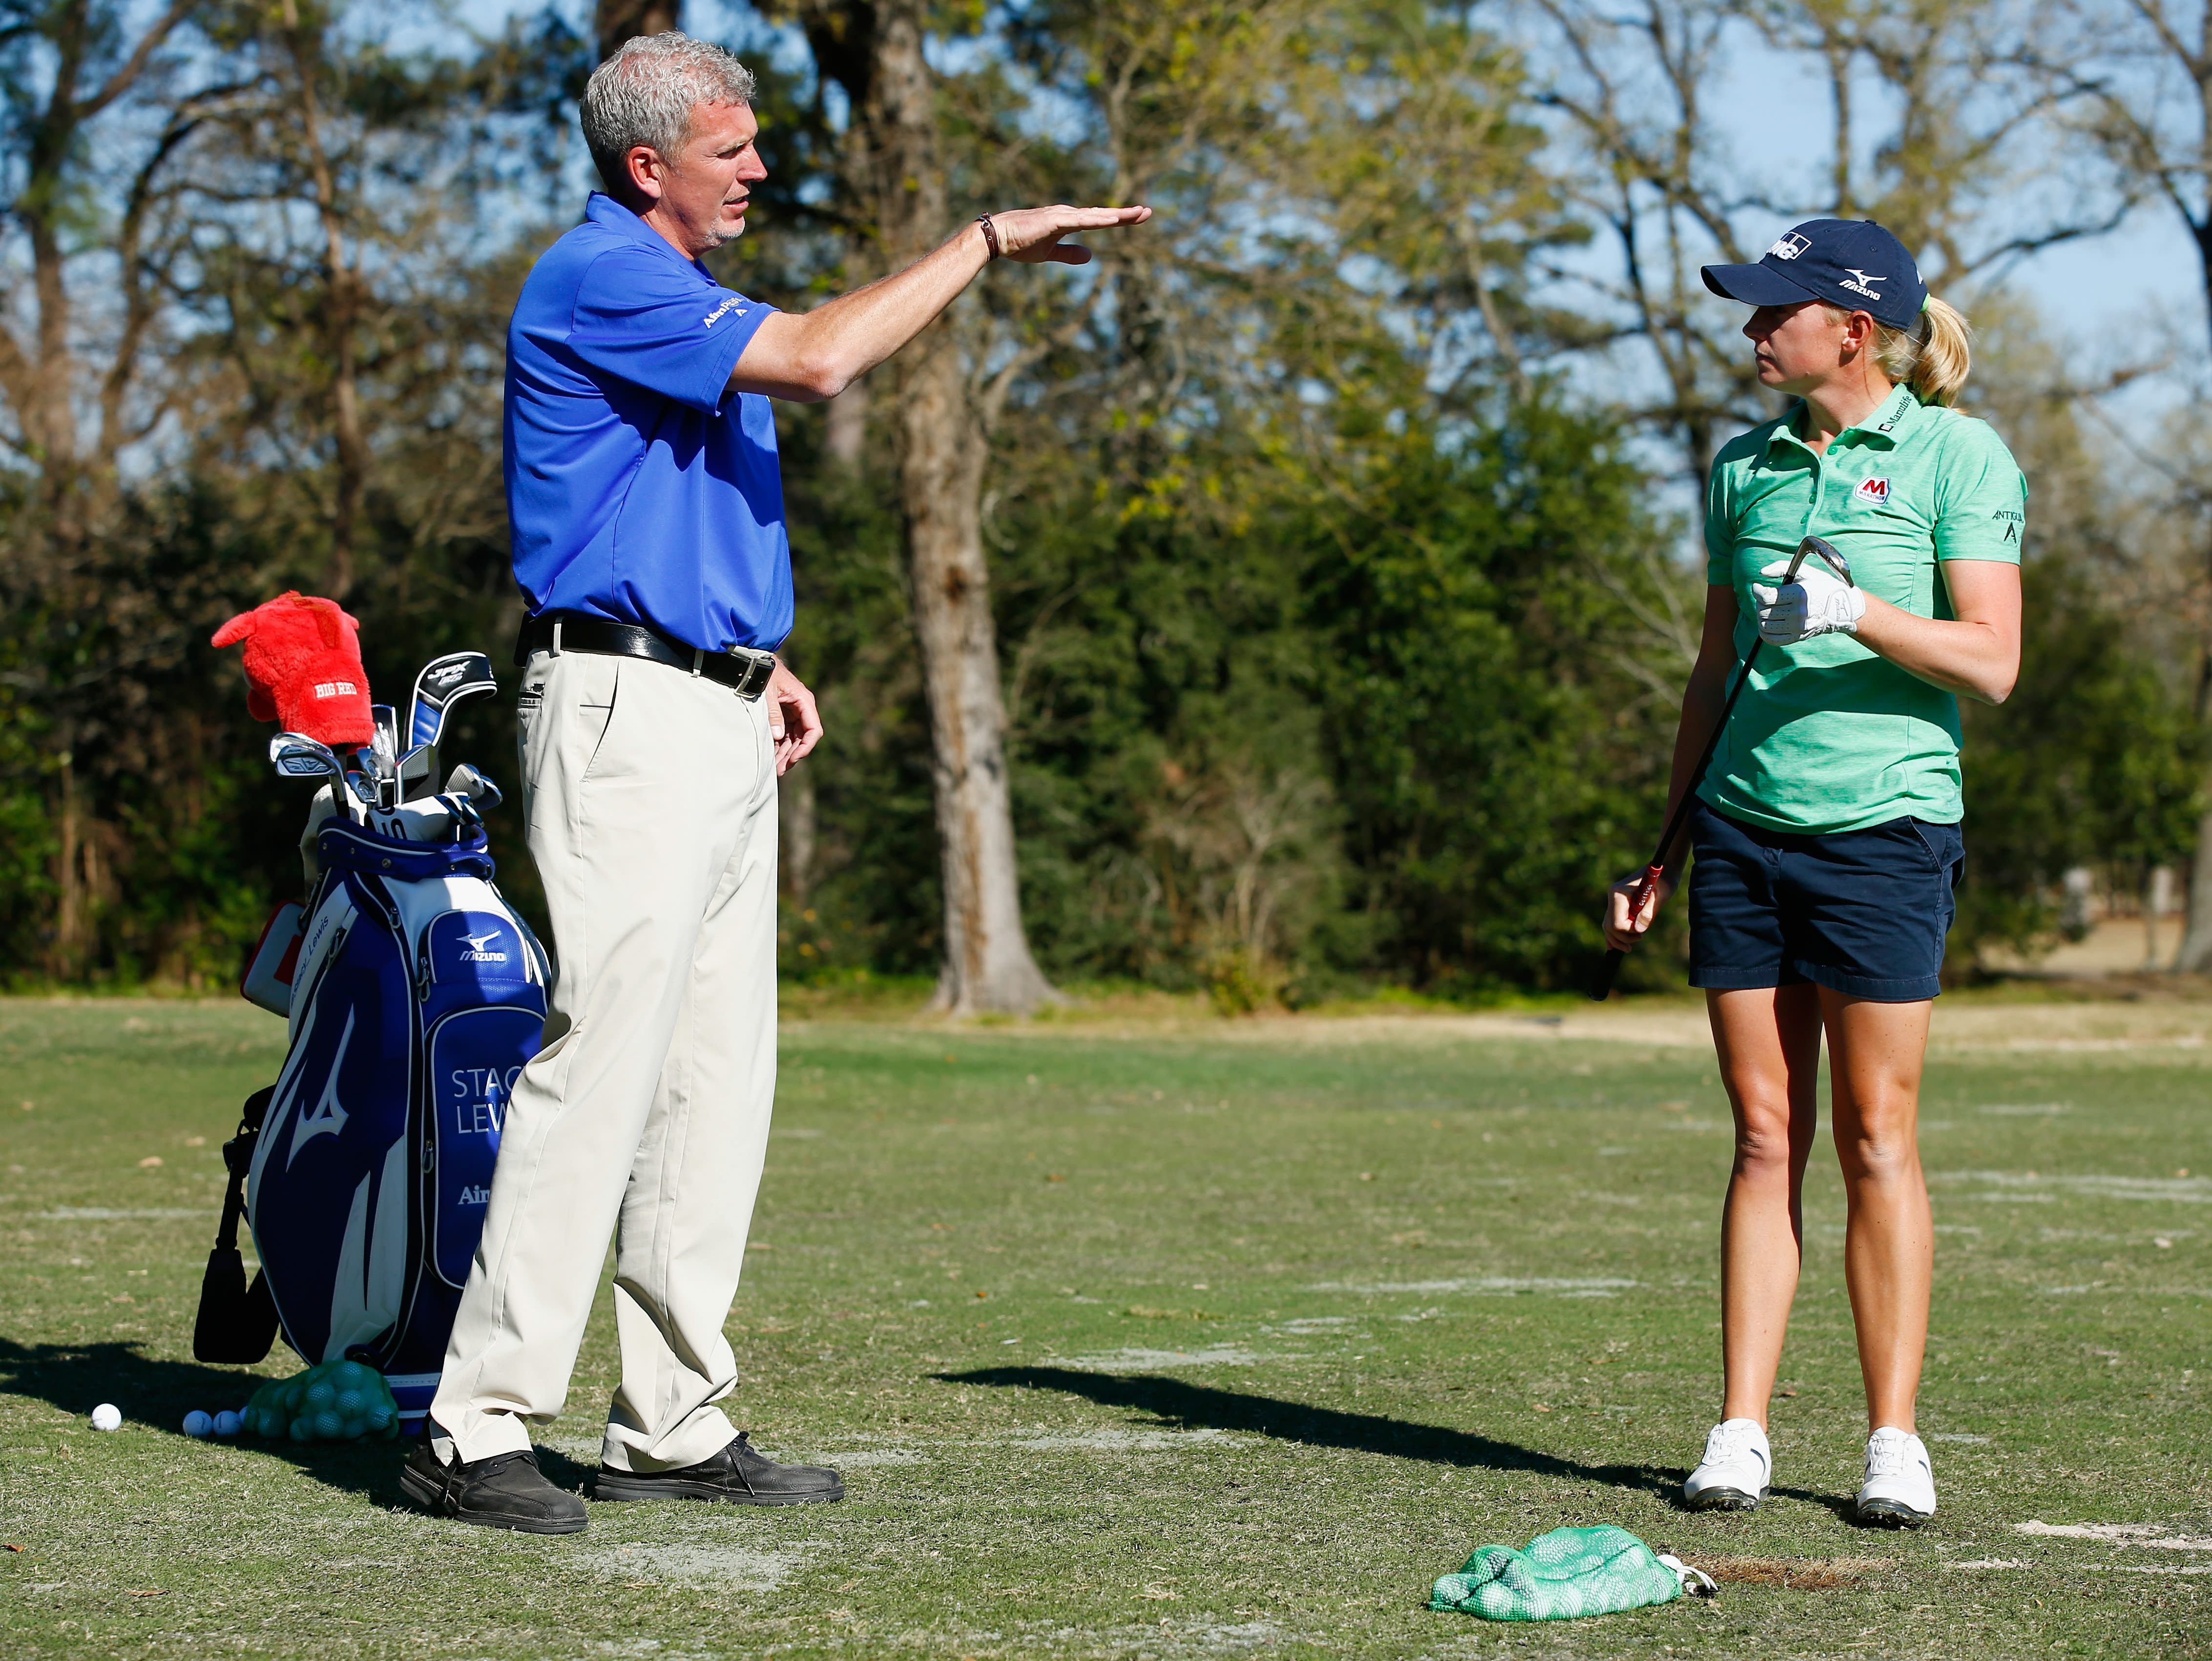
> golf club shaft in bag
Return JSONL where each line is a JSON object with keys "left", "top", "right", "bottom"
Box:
{"left": 1588, "top": 536, "right": 1838, "bottom": 1001}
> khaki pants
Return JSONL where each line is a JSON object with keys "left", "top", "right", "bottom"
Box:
{"left": 430, "top": 646, "right": 778, "bottom": 1472}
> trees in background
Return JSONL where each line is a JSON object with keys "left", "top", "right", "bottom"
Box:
{"left": 2028, "top": 0, "right": 2212, "bottom": 967}
{"left": 0, "top": 0, "right": 2198, "bottom": 996}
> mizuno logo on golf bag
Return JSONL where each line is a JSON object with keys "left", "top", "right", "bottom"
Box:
{"left": 459, "top": 929, "right": 507, "bottom": 963}
{"left": 286, "top": 1006, "right": 356, "bottom": 1165}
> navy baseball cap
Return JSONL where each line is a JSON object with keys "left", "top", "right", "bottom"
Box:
{"left": 1701, "top": 219, "right": 1926, "bottom": 331}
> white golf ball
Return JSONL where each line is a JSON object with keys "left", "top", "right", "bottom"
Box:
{"left": 212, "top": 1410, "right": 242, "bottom": 1438}
{"left": 183, "top": 1410, "right": 212, "bottom": 1438}
{"left": 90, "top": 1403, "right": 122, "bottom": 1432}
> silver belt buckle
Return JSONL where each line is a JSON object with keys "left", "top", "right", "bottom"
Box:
{"left": 725, "top": 646, "right": 771, "bottom": 700}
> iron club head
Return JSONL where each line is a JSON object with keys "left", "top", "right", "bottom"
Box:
{"left": 268, "top": 732, "right": 344, "bottom": 782}
{"left": 443, "top": 762, "right": 501, "bottom": 809}
{"left": 1798, "top": 534, "right": 1854, "bottom": 586}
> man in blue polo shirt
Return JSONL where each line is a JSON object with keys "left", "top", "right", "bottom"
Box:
{"left": 402, "top": 31, "right": 1148, "bottom": 1534}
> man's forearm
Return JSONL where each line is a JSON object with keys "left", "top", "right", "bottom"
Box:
{"left": 729, "top": 223, "right": 991, "bottom": 403}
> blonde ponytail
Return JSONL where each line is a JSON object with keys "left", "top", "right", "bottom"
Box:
{"left": 1873, "top": 295, "right": 1973, "bottom": 406}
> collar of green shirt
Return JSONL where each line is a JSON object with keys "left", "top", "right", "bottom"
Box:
{"left": 1767, "top": 382, "right": 1922, "bottom": 457}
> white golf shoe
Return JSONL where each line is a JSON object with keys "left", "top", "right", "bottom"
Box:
{"left": 1855, "top": 1427, "right": 1936, "bottom": 1527}
{"left": 1683, "top": 1418, "right": 1771, "bottom": 1511}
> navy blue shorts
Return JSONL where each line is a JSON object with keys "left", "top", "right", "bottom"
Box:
{"left": 1687, "top": 800, "right": 1962, "bottom": 1002}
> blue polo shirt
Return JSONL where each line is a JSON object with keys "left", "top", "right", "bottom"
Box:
{"left": 504, "top": 192, "right": 790, "bottom": 653}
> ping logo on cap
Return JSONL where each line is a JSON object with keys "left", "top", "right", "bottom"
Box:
{"left": 1855, "top": 477, "right": 1891, "bottom": 505}
{"left": 1767, "top": 234, "right": 1811, "bottom": 261}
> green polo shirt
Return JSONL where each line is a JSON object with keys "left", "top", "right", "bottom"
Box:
{"left": 1700, "top": 382, "right": 2026, "bottom": 834}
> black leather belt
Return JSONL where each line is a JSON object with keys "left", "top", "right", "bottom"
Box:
{"left": 515, "top": 611, "right": 775, "bottom": 700}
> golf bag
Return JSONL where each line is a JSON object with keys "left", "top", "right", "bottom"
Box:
{"left": 195, "top": 653, "right": 547, "bottom": 1433}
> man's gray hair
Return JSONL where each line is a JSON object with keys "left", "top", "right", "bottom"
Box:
{"left": 581, "top": 32, "right": 757, "bottom": 192}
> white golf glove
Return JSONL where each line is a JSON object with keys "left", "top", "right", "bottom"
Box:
{"left": 1751, "top": 558, "right": 1864, "bottom": 644}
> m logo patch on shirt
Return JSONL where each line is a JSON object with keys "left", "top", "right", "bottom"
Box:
{"left": 1854, "top": 477, "right": 1891, "bottom": 506}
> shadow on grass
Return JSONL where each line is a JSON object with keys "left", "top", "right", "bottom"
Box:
{"left": 0, "top": 1337, "right": 596, "bottom": 1504}
{"left": 942, "top": 1366, "right": 1855, "bottom": 1519}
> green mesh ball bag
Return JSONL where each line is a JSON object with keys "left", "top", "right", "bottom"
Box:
{"left": 242, "top": 1360, "right": 402, "bottom": 1443}
{"left": 1430, "top": 1526, "right": 1715, "bottom": 1621}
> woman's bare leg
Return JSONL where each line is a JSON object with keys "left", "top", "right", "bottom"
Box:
{"left": 1709, "top": 984, "right": 1825, "bottom": 1427}
{"left": 1820, "top": 990, "right": 1934, "bottom": 1433}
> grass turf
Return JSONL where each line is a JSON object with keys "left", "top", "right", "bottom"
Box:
{"left": 1, "top": 997, "right": 2208, "bottom": 1658}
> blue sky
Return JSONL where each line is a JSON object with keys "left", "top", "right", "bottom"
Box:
{"left": 432, "top": 0, "right": 2203, "bottom": 389}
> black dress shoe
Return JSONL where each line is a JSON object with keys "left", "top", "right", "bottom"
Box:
{"left": 400, "top": 1434, "right": 588, "bottom": 1534}
{"left": 593, "top": 1431, "right": 844, "bottom": 1505}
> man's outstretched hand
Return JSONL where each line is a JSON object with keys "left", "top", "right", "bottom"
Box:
{"left": 991, "top": 204, "right": 1153, "bottom": 266}
{"left": 730, "top": 204, "right": 1154, "bottom": 403}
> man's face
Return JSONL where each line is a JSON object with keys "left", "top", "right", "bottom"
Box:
{"left": 629, "top": 100, "right": 766, "bottom": 255}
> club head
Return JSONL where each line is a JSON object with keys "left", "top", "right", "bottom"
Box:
{"left": 269, "top": 732, "right": 343, "bottom": 782}
{"left": 444, "top": 762, "right": 501, "bottom": 809}
{"left": 398, "top": 745, "right": 434, "bottom": 792}
{"left": 1799, "top": 535, "right": 1854, "bottom": 586}
{"left": 342, "top": 754, "right": 377, "bottom": 811}
{"left": 410, "top": 652, "right": 498, "bottom": 750}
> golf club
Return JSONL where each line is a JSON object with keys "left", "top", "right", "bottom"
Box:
{"left": 371, "top": 706, "right": 401, "bottom": 809}
{"left": 406, "top": 652, "right": 499, "bottom": 798}
{"left": 443, "top": 762, "right": 501, "bottom": 809}
{"left": 270, "top": 731, "right": 370, "bottom": 823}
{"left": 268, "top": 732, "right": 344, "bottom": 783}
{"left": 1587, "top": 534, "right": 1854, "bottom": 1000}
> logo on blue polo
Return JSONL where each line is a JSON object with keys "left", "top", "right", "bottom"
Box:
{"left": 457, "top": 1184, "right": 491, "bottom": 1206}
{"left": 702, "top": 294, "right": 748, "bottom": 329}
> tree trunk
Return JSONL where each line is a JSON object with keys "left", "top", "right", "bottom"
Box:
{"left": 596, "top": 0, "right": 682, "bottom": 59}
{"left": 50, "top": 744, "right": 86, "bottom": 980}
{"left": 280, "top": 1, "right": 366, "bottom": 598}
{"left": 781, "top": 762, "right": 817, "bottom": 912}
{"left": 2174, "top": 803, "right": 2212, "bottom": 972}
{"left": 864, "top": 1, "right": 1057, "bottom": 1014}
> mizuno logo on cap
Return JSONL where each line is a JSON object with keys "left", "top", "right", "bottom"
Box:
{"left": 1840, "top": 268, "right": 1887, "bottom": 299}
{"left": 1767, "top": 234, "right": 1811, "bottom": 260}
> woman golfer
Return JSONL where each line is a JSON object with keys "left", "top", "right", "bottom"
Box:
{"left": 1603, "top": 219, "right": 2023, "bottom": 1527}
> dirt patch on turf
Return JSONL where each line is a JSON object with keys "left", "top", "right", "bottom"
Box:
{"left": 1681, "top": 1555, "right": 1894, "bottom": 1590}
{"left": 578, "top": 1541, "right": 817, "bottom": 1590}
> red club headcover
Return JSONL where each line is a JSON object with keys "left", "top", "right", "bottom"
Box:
{"left": 210, "top": 592, "right": 375, "bottom": 747}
